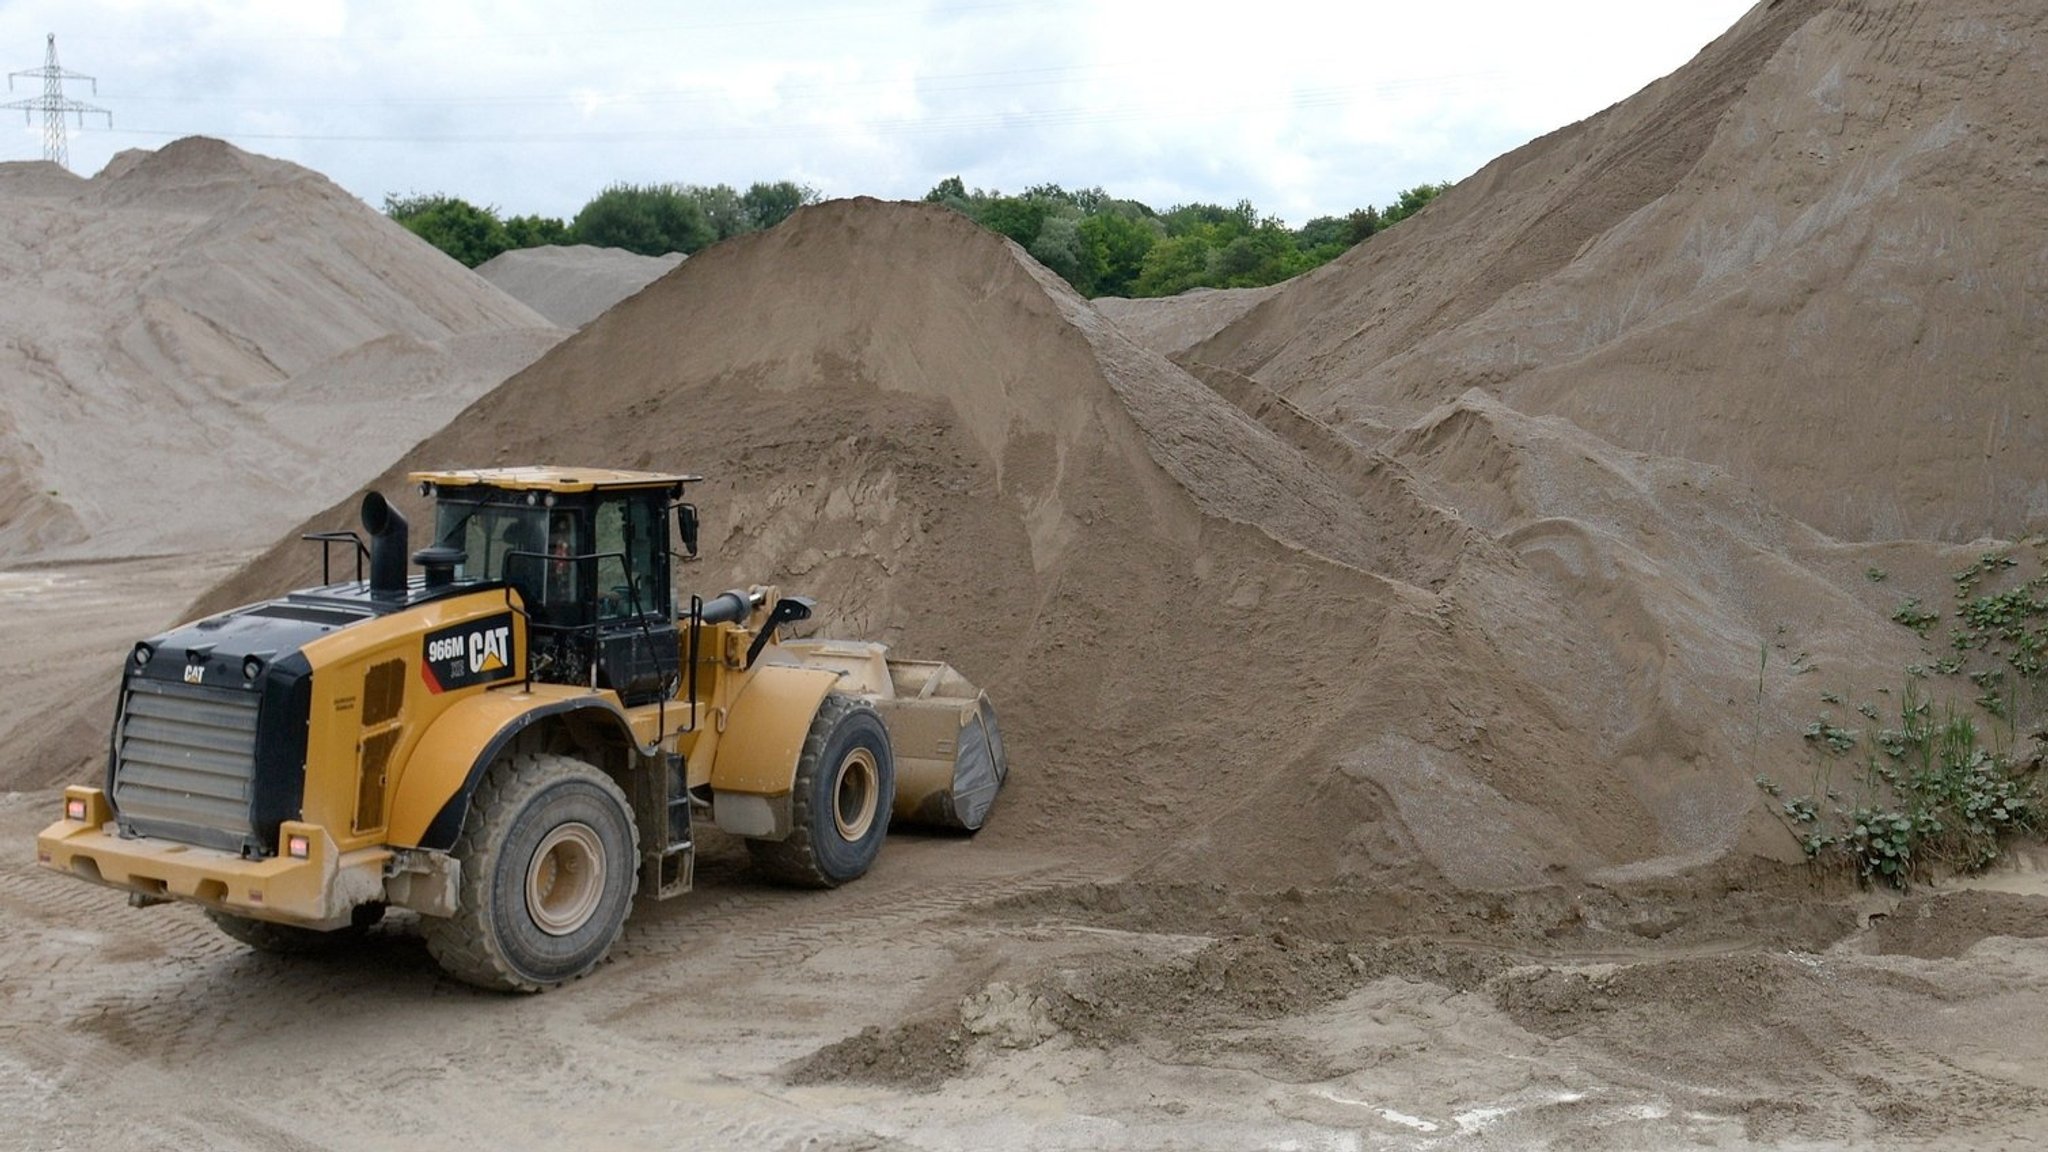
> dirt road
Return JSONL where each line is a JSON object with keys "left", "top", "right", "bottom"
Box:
{"left": 10, "top": 773, "right": 2048, "bottom": 1150}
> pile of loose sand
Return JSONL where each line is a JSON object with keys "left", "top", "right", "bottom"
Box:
{"left": 1194, "top": 0, "right": 2048, "bottom": 543}
{"left": 0, "top": 137, "right": 566, "bottom": 563}
{"left": 475, "top": 244, "right": 685, "bottom": 328}
{"left": 1091, "top": 286, "right": 1278, "bottom": 358}
{"left": 183, "top": 195, "right": 1956, "bottom": 892}
{"left": 27, "top": 1, "right": 2044, "bottom": 898}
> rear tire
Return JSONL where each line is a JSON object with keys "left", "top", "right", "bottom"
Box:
{"left": 207, "top": 904, "right": 380, "bottom": 954}
{"left": 747, "top": 695, "right": 895, "bottom": 888}
{"left": 424, "top": 751, "right": 638, "bottom": 993}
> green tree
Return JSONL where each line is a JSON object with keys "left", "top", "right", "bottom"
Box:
{"left": 685, "top": 183, "right": 750, "bottom": 240}
{"left": 1211, "top": 223, "right": 1299, "bottom": 287}
{"left": 975, "top": 195, "right": 1053, "bottom": 247}
{"left": 383, "top": 193, "right": 511, "bottom": 267}
{"left": 1382, "top": 183, "right": 1451, "bottom": 227}
{"left": 1028, "top": 213, "right": 1098, "bottom": 294}
{"left": 919, "top": 173, "right": 1450, "bottom": 298}
{"left": 1132, "top": 233, "right": 1216, "bottom": 296}
{"left": 1344, "top": 206, "right": 1382, "bottom": 245}
{"left": 1077, "top": 211, "right": 1159, "bottom": 297}
{"left": 743, "top": 180, "right": 817, "bottom": 230}
{"left": 1160, "top": 200, "right": 1258, "bottom": 240}
{"left": 1295, "top": 214, "right": 1349, "bottom": 255}
{"left": 503, "top": 213, "right": 570, "bottom": 248}
{"left": 569, "top": 183, "right": 716, "bottom": 256}
{"left": 1160, "top": 202, "right": 1229, "bottom": 237}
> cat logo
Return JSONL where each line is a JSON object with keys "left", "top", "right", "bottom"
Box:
{"left": 421, "top": 614, "right": 517, "bottom": 694}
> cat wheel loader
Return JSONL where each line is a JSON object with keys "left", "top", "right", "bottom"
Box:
{"left": 36, "top": 468, "right": 1006, "bottom": 991}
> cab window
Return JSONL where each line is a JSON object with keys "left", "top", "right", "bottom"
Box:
{"left": 592, "top": 494, "right": 667, "bottom": 621}
{"left": 433, "top": 502, "right": 545, "bottom": 583}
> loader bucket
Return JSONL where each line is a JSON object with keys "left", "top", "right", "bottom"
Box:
{"left": 877, "top": 684, "right": 1004, "bottom": 832}
{"left": 778, "top": 642, "right": 1009, "bottom": 832}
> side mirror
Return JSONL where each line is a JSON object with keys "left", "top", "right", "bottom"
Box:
{"left": 676, "top": 503, "right": 700, "bottom": 559}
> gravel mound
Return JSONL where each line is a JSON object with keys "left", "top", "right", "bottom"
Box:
{"left": 476, "top": 244, "right": 684, "bottom": 328}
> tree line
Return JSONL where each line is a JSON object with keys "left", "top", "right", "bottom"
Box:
{"left": 383, "top": 180, "right": 820, "bottom": 268}
{"left": 385, "top": 176, "right": 1451, "bottom": 298}
{"left": 922, "top": 178, "right": 1449, "bottom": 298}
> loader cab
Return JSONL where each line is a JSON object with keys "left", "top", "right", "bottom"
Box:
{"left": 416, "top": 467, "right": 700, "bottom": 706}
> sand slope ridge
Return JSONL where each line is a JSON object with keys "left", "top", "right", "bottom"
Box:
{"left": 1196, "top": 0, "right": 2048, "bottom": 542}
{"left": 0, "top": 136, "right": 566, "bottom": 562}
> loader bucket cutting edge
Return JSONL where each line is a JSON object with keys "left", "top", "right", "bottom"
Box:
{"left": 884, "top": 691, "right": 1007, "bottom": 833}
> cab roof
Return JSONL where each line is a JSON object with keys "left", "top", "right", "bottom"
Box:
{"left": 410, "top": 466, "right": 703, "bottom": 494}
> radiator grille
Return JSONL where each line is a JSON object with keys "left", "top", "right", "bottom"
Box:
{"left": 112, "top": 679, "right": 260, "bottom": 853}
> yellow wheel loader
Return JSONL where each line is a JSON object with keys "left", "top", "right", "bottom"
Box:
{"left": 36, "top": 468, "right": 1006, "bottom": 992}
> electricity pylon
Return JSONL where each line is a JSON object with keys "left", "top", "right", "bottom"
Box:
{"left": 5, "top": 34, "right": 111, "bottom": 171}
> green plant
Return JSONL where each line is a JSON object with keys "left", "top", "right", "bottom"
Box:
{"left": 1760, "top": 557, "right": 2048, "bottom": 888}
{"left": 1762, "top": 693, "right": 2038, "bottom": 887}
{"left": 1804, "top": 716, "right": 1858, "bottom": 754}
{"left": 1892, "top": 597, "right": 1939, "bottom": 635}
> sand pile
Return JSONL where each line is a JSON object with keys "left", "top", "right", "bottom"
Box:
{"left": 34, "top": 2, "right": 2036, "bottom": 895}
{"left": 0, "top": 159, "right": 86, "bottom": 198}
{"left": 1092, "top": 286, "right": 1278, "bottom": 358}
{"left": 169, "top": 197, "right": 1957, "bottom": 894}
{"left": 1195, "top": 0, "right": 2048, "bottom": 543}
{"left": 476, "top": 245, "right": 685, "bottom": 328}
{"left": 0, "top": 136, "right": 565, "bottom": 562}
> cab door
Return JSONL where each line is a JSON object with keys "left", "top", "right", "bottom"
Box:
{"left": 591, "top": 491, "right": 678, "bottom": 705}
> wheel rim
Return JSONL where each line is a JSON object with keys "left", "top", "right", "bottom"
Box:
{"left": 831, "top": 748, "right": 880, "bottom": 842}
{"left": 526, "top": 822, "right": 606, "bottom": 937}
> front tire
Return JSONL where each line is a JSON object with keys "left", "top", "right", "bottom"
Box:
{"left": 424, "top": 752, "right": 638, "bottom": 992}
{"left": 747, "top": 695, "right": 895, "bottom": 888}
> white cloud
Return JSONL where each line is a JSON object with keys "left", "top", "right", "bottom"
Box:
{"left": 2, "top": 0, "right": 1758, "bottom": 222}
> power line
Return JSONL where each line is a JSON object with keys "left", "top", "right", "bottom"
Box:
{"left": 4, "top": 33, "right": 111, "bottom": 170}
{"left": 57, "top": 1, "right": 1054, "bottom": 46}
{"left": 94, "top": 65, "right": 1512, "bottom": 111}
{"left": 91, "top": 78, "right": 1500, "bottom": 147}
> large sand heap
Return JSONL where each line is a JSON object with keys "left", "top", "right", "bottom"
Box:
{"left": 1092, "top": 286, "right": 1278, "bottom": 358}
{"left": 1196, "top": 0, "right": 2048, "bottom": 543}
{"left": 175, "top": 198, "right": 1949, "bottom": 892}
{"left": 476, "top": 244, "right": 685, "bottom": 328}
{"left": 0, "top": 136, "right": 565, "bottom": 561}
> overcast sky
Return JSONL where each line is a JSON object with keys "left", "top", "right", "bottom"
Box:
{"left": 2, "top": 1, "right": 1757, "bottom": 226}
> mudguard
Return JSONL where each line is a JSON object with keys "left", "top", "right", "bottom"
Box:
{"left": 709, "top": 664, "right": 840, "bottom": 796}
{"left": 386, "top": 689, "right": 640, "bottom": 850}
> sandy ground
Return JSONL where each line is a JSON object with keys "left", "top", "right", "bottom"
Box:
{"left": 10, "top": 783, "right": 2048, "bottom": 1150}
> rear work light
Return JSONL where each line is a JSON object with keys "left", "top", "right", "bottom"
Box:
{"left": 65, "top": 797, "right": 88, "bottom": 821}
{"left": 286, "top": 834, "right": 311, "bottom": 859}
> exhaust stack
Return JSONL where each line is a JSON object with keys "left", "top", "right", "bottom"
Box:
{"left": 360, "top": 491, "right": 409, "bottom": 599}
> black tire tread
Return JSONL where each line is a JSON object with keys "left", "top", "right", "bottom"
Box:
{"left": 423, "top": 751, "right": 638, "bottom": 993}
{"left": 747, "top": 695, "right": 891, "bottom": 889}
